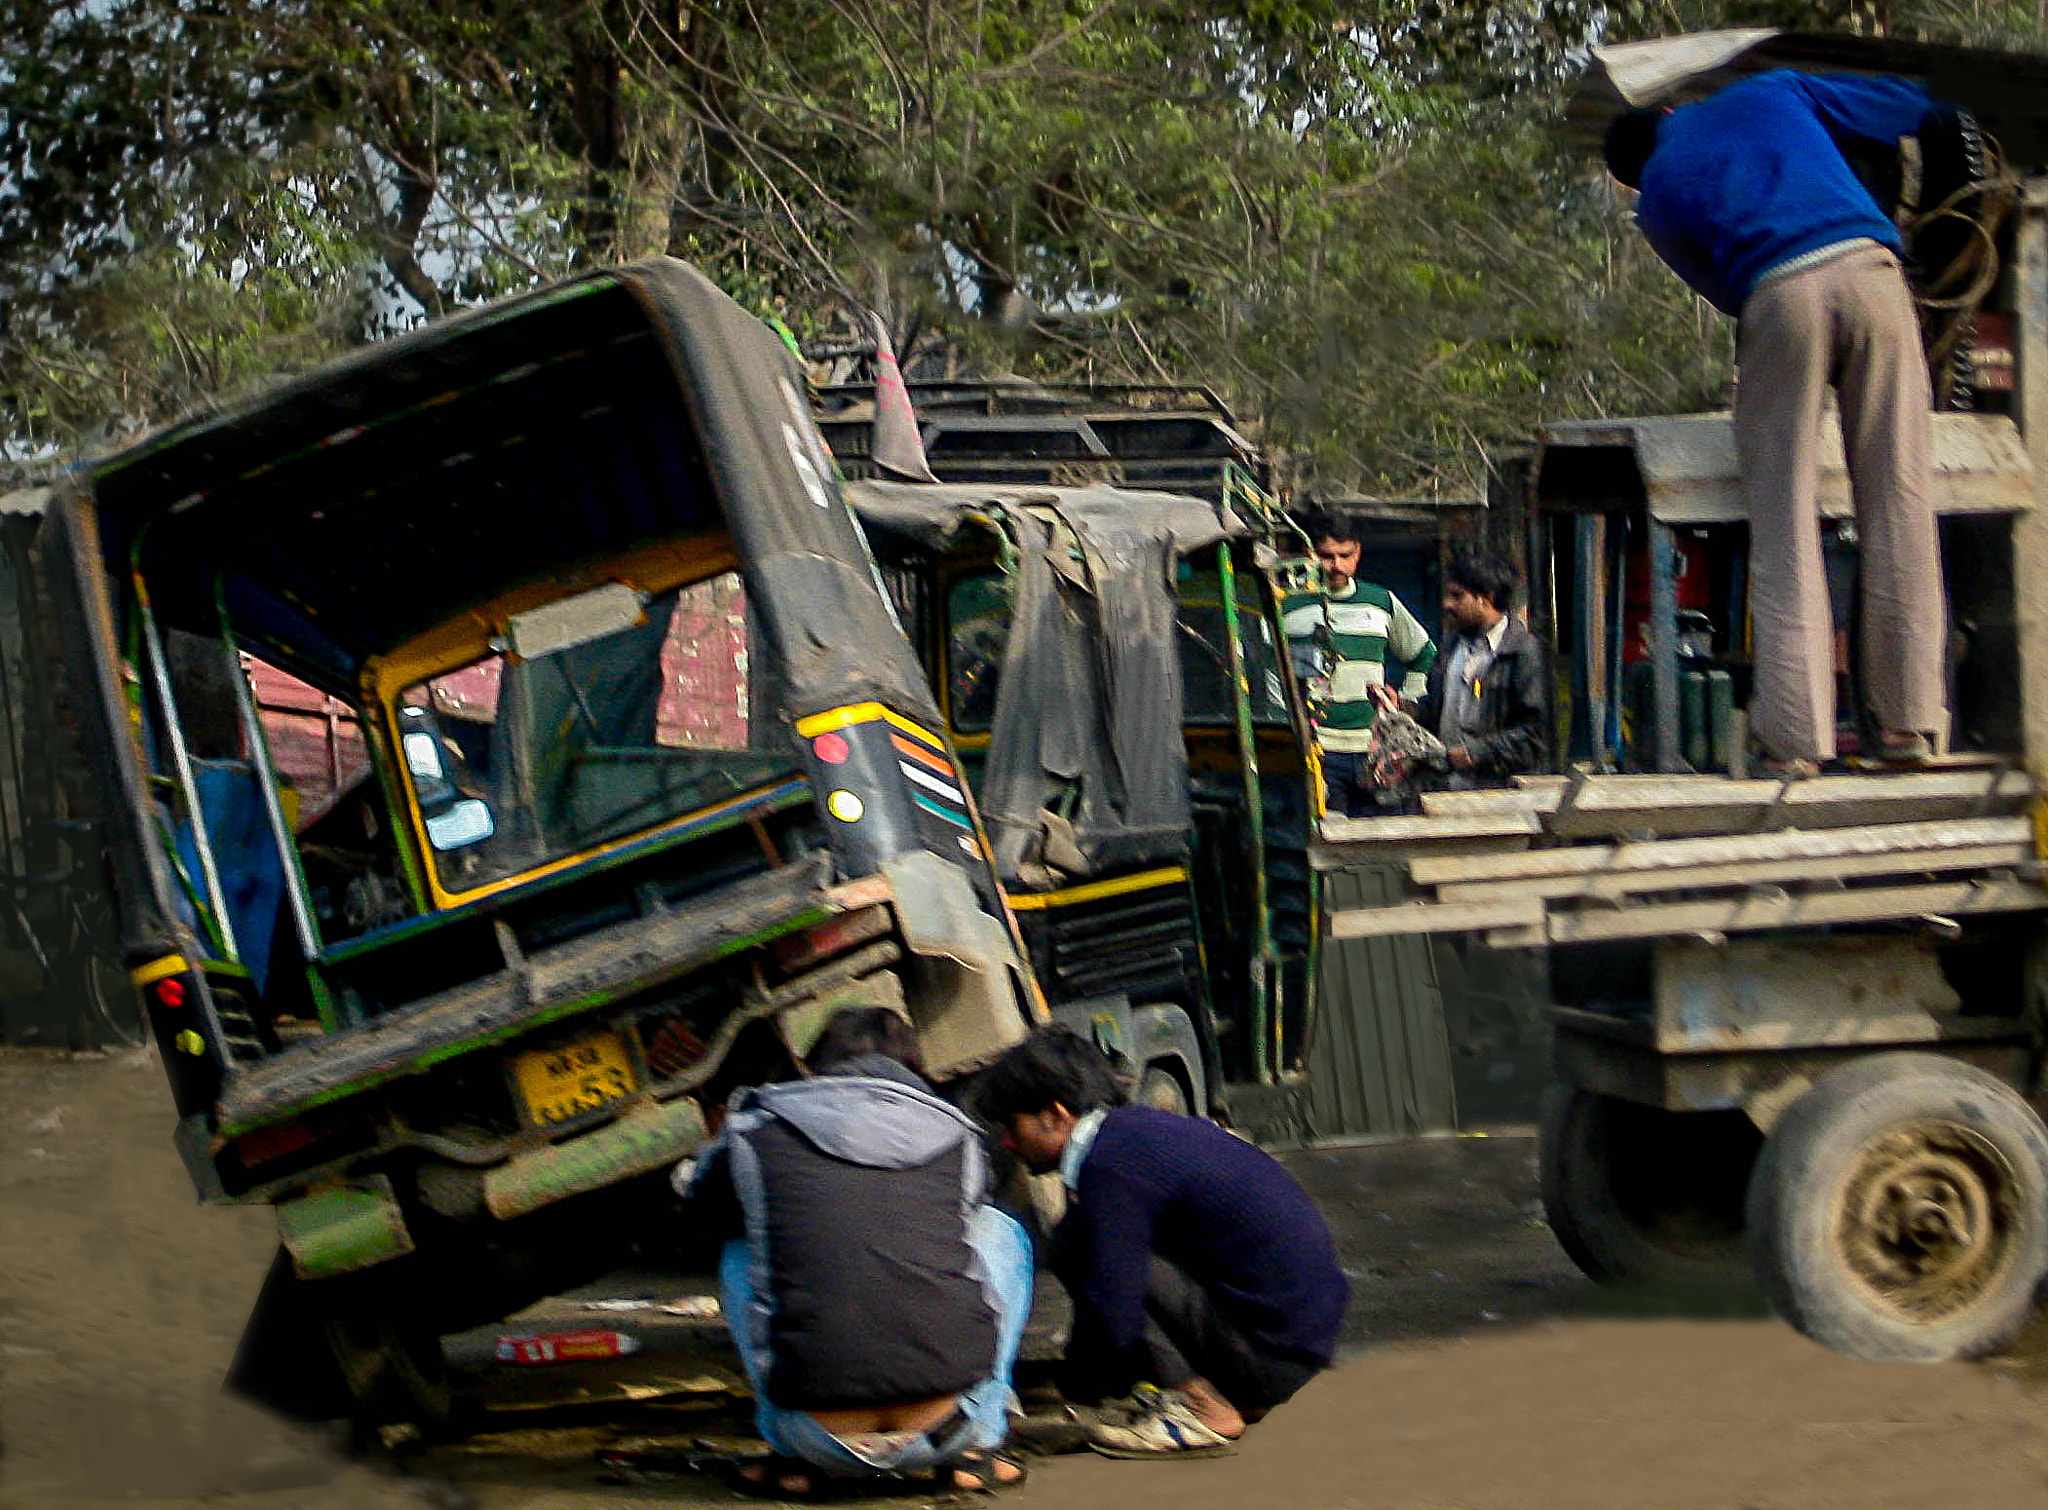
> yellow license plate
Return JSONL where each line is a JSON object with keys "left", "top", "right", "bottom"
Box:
{"left": 513, "top": 1029, "right": 638, "bottom": 1127}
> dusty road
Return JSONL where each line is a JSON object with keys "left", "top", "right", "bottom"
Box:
{"left": 6, "top": 1045, "right": 2048, "bottom": 1510}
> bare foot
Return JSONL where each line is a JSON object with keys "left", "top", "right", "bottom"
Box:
{"left": 737, "top": 1458, "right": 817, "bottom": 1497}
{"left": 945, "top": 1450, "right": 1028, "bottom": 1492}
{"left": 1178, "top": 1376, "right": 1247, "bottom": 1439}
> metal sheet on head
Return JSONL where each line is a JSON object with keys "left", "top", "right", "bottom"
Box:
{"left": 1565, "top": 29, "right": 2048, "bottom": 164}
{"left": 1539, "top": 411, "right": 2034, "bottom": 523}
{"left": 1595, "top": 29, "right": 1781, "bottom": 109}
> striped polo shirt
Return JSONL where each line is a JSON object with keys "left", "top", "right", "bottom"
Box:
{"left": 1281, "top": 581, "right": 1438, "bottom": 753}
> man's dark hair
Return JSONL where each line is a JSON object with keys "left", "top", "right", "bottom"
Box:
{"left": 975, "top": 1027, "right": 1128, "bottom": 1122}
{"left": 1445, "top": 549, "right": 1518, "bottom": 612}
{"left": 1604, "top": 108, "right": 1663, "bottom": 189}
{"left": 805, "top": 1005, "right": 925, "bottom": 1077}
{"left": 1297, "top": 507, "right": 1359, "bottom": 547}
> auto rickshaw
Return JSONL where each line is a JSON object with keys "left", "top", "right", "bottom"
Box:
{"left": 42, "top": 259, "right": 1038, "bottom": 1427}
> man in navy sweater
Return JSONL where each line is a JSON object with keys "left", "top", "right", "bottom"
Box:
{"left": 978, "top": 1029, "right": 1346, "bottom": 1456}
{"left": 1605, "top": 71, "right": 1954, "bottom": 773}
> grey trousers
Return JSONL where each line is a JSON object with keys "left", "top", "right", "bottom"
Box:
{"left": 1735, "top": 244, "right": 1948, "bottom": 762}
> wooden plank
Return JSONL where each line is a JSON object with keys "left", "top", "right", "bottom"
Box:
{"left": 1317, "top": 812, "right": 1541, "bottom": 845}
{"left": 1536, "top": 878, "right": 2048, "bottom": 946}
{"left": 1324, "top": 895, "right": 1545, "bottom": 940}
{"left": 1420, "top": 768, "right": 2031, "bottom": 822}
{"left": 1312, "top": 835, "right": 1534, "bottom": 872}
{"left": 1432, "top": 841, "right": 2032, "bottom": 905}
{"left": 1409, "top": 815, "right": 2031, "bottom": 887}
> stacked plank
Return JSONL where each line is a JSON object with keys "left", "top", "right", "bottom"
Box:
{"left": 1314, "top": 768, "right": 2048, "bottom": 947}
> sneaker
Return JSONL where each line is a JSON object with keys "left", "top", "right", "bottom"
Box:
{"left": 1086, "top": 1384, "right": 1237, "bottom": 1458}
{"left": 1876, "top": 730, "right": 1933, "bottom": 767}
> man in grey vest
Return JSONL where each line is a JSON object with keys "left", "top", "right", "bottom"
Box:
{"left": 680, "top": 1008, "right": 1032, "bottom": 1496}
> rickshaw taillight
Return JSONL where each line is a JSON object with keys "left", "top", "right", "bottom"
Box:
{"left": 773, "top": 904, "right": 893, "bottom": 975}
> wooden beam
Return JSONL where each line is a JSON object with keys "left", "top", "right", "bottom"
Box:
{"left": 1324, "top": 895, "right": 1545, "bottom": 940}
{"left": 1421, "top": 769, "right": 2031, "bottom": 818}
{"left": 1536, "top": 878, "right": 2048, "bottom": 945}
{"left": 1317, "top": 812, "right": 1540, "bottom": 845}
{"left": 1430, "top": 842, "right": 2031, "bottom": 904}
{"left": 1438, "top": 842, "right": 2028, "bottom": 904}
{"left": 1409, "top": 815, "right": 2031, "bottom": 887}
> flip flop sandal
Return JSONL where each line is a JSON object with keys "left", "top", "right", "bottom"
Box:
{"left": 729, "top": 1455, "right": 846, "bottom": 1501}
{"left": 935, "top": 1448, "right": 1029, "bottom": 1494}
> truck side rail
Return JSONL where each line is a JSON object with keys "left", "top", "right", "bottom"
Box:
{"left": 1312, "top": 768, "right": 2048, "bottom": 947}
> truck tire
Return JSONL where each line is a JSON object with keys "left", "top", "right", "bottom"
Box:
{"left": 1137, "top": 1062, "right": 1191, "bottom": 1116}
{"left": 324, "top": 1292, "right": 457, "bottom": 1438}
{"left": 1745, "top": 1052, "right": 2048, "bottom": 1361}
{"left": 1540, "top": 1085, "right": 1761, "bottom": 1293}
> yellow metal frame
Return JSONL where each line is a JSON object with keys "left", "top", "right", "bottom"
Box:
{"left": 362, "top": 533, "right": 766, "bottom": 911}
{"left": 794, "top": 701, "right": 945, "bottom": 750}
{"left": 1003, "top": 865, "right": 1190, "bottom": 912}
{"left": 131, "top": 953, "right": 188, "bottom": 987}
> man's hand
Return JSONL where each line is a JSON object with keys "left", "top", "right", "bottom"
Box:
{"left": 1367, "top": 683, "right": 1401, "bottom": 713}
{"left": 1447, "top": 744, "right": 1475, "bottom": 771}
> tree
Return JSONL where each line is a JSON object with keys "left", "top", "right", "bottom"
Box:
{"left": 3, "top": 0, "right": 2041, "bottom": 495}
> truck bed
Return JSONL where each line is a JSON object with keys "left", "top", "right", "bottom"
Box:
{"left": 1314, "top": 767, "right": 2048, "bottom": 947}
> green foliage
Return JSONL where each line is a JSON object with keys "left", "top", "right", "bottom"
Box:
{"left": 6, "top": 0, "right": 2048, "bottom": 494}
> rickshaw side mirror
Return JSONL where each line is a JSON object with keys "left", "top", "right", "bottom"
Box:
{"left": 425, "top": 797, "right": 496, "bottom": 851}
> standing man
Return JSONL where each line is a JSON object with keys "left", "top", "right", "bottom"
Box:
{"left": 1605, "top": 71, "right": 1953, "bottom": 772}
{"left": 1281, "top": 509, "right": 1438, "bottom": 815}
{"left": 1403, "top": 549, "right": 1549, "bottom": 787}
{"left": 682, "top": 1007, "right": 1031, "bottom": 1496}
{"left": 978, "top": 1029, "right": 1347, "bottom": 1457}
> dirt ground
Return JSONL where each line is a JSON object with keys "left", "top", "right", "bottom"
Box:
{"left": 7, "top": 1045, "right": 2048, "bottom": 1510}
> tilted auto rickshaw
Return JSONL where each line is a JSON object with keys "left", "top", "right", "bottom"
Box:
{"left": 42, "top": 258, "right": 1038, "bottom": 1427}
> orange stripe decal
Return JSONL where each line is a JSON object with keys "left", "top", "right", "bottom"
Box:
{"left": 890, "top": 732, "right": 953, "bottom": 773}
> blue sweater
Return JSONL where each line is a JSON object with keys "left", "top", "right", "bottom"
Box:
{"left": 1054, "top": 1106, "right": 1347, "bottom": 1367}
{"left": 1636, "top": 70, "right": 1937, "bottom": 315}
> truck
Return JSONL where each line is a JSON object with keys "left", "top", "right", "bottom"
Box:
{"left": 1318, "top": 28, "right": 2048, "bottom": 1363}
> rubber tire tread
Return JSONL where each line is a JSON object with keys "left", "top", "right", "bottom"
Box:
{"left": 1745, "top": 1051, "right": 2048, "bottom": 1362}
{"left": 1539, "top": 1084, "right": 1758, "bottom": 1294}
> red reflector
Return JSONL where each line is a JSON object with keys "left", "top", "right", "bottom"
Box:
{"left": 154, "top": 978, "right": 186, "bottom": 1008}
{"left": 813, "top": 731, "right": 851, "bottom": 765}
{"left": 234, "top": 1120, "right": 317, "bottom": 1168}
{"left": 772, "top": 904, "right": 893, "bottom": 973}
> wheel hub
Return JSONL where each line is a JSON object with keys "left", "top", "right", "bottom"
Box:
{"left": 1837, "top": 1121, "right": 2018, "bottom": 1322}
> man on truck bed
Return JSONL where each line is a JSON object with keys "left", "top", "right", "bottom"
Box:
{"left": 1281, "top": 509, "right": 1437, "bottom": 815}
{"left": 1604, "top": 70, "right": 1957, "bottom": 773}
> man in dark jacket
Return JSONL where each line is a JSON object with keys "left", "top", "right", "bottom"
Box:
{"left": 1403, "top": 549, "right": 1549, "bottom": 786}
{"left": 978, "top": 1029, "right": 1347, "bottom": 1457}
{"left": 1605, "top": 72, "right": 1952, "bottom": 771}
{"left": 681, "top": 1008, "right": 1031, "bottom": 1493}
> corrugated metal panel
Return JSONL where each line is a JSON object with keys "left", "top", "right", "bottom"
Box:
{"left": 1308, "top": 863, "right": 1457, "bottom": 1139}
{"left": 1539, "top": 411, "right": 2033, "bottom": 524}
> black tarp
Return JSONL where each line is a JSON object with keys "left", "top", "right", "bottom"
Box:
{"left": 55, "top": 258, "right": 939, "bottom": 959}
{"left": 78, "top": 258, "right": 935, "bottom": 730}
{"left": 849, "top": 480, "right": 1244, "bottom": 886}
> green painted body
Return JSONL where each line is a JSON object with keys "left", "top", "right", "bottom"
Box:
{"left": 276, "top": 1174, "right": 415, "bottom": 1280}
{"left": 482, "top": 1097, "right": 709, "bottom": 1220}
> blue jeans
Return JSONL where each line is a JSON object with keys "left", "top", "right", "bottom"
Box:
{"left": 718, "top": 1204, "right": 1033, "bottom": 1475}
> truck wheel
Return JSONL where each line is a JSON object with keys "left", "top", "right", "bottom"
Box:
{"left": 1540, "top": 1085, "right": 1761, "bottom": 1293}
{"left": 1137, "top": 1063, "right": 1190, "bottom": 1116}
{"left": 324, "top": 1298, "right": 456, "bottom": 1437}
{"left": 1745, "top": 1053, "right": 2048, "bottom": 1361}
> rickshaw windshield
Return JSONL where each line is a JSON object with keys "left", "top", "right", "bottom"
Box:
{"left": 397, "top": 570, "right": 799, "bottom": 894}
